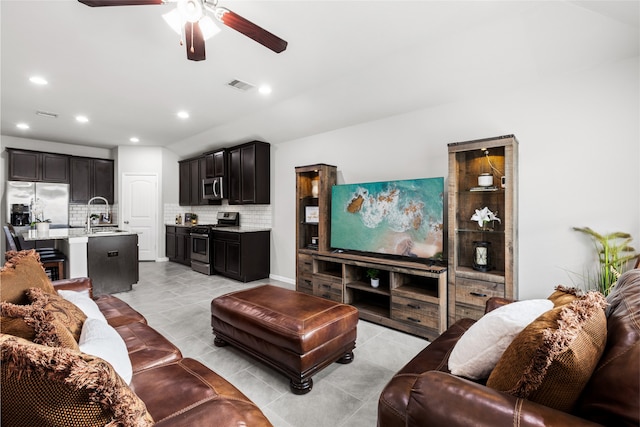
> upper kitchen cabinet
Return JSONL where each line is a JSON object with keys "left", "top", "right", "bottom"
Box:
{"left": 8, "top": 149, "right": 69, "bottom": 183}
{"left": 179, "top": 155, "right": 220, "bottom": 206}
{"left": 205, "top": 149, "right": 227, "bottom": 178}
{"left": 70, "top": 157, "right": 114, "bottom": 203}
{"left": 228, "top": 141, "right": 270, "bottom": 205}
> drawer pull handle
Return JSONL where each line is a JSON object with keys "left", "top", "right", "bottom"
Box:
{"left": 407, "top": 317, "right": 421, "bottom": 323}
{"left": 408, "top": 304, "right": 421, "bottom": 309}
{"left": 322, "top": 284, "right": 331, "bottom": 289}
{"left": 322, "top": 293, "right": 331, "bottom": 298}
{"left": 470, "top": 292, "right": 488, "bottom": 297}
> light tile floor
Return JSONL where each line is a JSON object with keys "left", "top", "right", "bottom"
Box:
{"left": 113, "top": 261, "right": 429, "bottom": 427}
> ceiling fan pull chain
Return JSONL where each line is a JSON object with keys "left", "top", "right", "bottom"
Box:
{"left": 190, "top": 23, "right": 195, "bottom": 53}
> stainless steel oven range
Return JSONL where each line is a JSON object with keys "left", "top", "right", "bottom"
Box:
{"left": 190, "top": 212, "right": 240, "bottom": 275}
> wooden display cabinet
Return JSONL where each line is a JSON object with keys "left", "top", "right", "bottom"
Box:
{"left": 447, "top": 135, "right": 518, "bottom": 325}
{"left": 295, "top": 164, "right": 337, "bottom": 294}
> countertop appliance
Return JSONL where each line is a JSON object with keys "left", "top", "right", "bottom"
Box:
{"left": 190, "top": 212, "right": 240, "bottom": 275}
{"left": 203, "top": 176, "right": 225, "bottom": 201}
{"left": 10, "top": 204, "right": 30, "bottom": 226}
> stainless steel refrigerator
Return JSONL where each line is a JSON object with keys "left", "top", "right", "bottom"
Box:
{"left": 6, "top": 181, "right": 69, "bottom": 227}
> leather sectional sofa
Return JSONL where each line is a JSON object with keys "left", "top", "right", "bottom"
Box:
{"left": 1, "top": 250, "right": 272, "bottom": 426}
{"left": 378, "top": 268, "right": 639, "bottom": 427}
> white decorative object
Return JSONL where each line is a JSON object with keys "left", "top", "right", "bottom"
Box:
{"left": 477, "top": 173, "right": 494, "bottom": 187}
{"left": 36, "top": 222, "right": 49, "bottom": 233}
{"left": 448, "top": 299, "right": 553, "bottom": 379}
{"left": 371, "top": 278, "right": 380, "bottom": 288}
{"left": 79, "top": 318, "right": 133, "bottom": 384}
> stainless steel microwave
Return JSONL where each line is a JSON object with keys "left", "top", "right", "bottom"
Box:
{"left": 202, "top": 177, "right": 224, "bottom": 200}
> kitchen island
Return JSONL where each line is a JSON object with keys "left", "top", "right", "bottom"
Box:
{"left": 23, "top": 228, "right": 139, "bottom": 296}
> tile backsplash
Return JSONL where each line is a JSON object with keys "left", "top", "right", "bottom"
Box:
{"left": 69, "top": 203, "right": 118, "bottom": 227}
{"left": 164, "top": 202, "right": 272, "bottom": 228}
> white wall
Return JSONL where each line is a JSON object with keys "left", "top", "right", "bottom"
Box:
{"left": 272, "top": 56, "right": 639, "bottom": 300}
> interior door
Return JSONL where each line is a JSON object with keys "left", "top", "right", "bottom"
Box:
{"left": 122, "top": 174, "right": 158, "bottom": 261}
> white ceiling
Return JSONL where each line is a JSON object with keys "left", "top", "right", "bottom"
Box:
{"left": 1, "top": 1, "right": 638, "bottom": 159}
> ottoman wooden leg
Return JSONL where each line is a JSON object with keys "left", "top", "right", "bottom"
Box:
{"left": 336, "top": 350, "right": 354, "bottom": 364}
{"left": 290, "top": 377, "right": 313, "bottom": 395}
{"left": 214, "top": 336, "right": 228, "bottom": 347}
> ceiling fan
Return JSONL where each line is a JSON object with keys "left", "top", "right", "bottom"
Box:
{"left": 78, "top": 0, "right": 288, "bottom": 61}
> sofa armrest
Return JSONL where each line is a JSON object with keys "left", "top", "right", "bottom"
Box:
{"left": 484, "top": 297, "right": 513, "bottom": 313}
{"left": 52, "top": 277, "right": 93, "bottom": 298}
{"left": 406, "top": 371, "right": 603, "bottom": 427}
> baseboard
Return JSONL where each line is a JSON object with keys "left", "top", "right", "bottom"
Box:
{"left": 269, "top": 274, "right": 294, "bottom": 285}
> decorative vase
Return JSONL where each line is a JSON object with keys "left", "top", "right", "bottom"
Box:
{"left": 36, "top": 222, "right": 50, "bottom": 234}
{"left": 472, "top": 241, "right": 492, "bottom": 272}
{"left": 370, "top": 278, "right": 380, "bottom": 288}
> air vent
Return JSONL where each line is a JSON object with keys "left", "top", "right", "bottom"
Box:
{"left": 227, "top": 79, "right": 255, "bottom": 92}
{"left": 36, "top": 110, "right": 58, "bottom": 119}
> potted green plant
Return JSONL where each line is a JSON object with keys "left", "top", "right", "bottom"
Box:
{"left": 573, "top": 226, "right": 638, "bottom": 296}
{"left": 366, "top": 268, "right": 380, "bottom": 288}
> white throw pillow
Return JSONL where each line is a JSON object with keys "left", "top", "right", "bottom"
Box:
{"left": 58, "top": 290, "right": 107, "bottom": 323}
{"left": 448, "top": 299, "right": 553, "bottom": 380}
{"left": 79, "top": 318, "right": 132, "bottom": 384}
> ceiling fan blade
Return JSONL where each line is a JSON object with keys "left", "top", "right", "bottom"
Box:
{"left": 216, "top": 8, "right": 287, "bottom": 53}
{"left": 78, "top": 0, "right": 164, "bottom": 6}
{"left": 185, "top": 21, "right": 206, "bottom": 61}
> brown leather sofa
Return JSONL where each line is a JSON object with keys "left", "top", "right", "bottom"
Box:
{"left": 1, "top": 250, "right": 272, "bottom": 427}
{"left": 378, "top": 268, "right": 639, "bottom": 427}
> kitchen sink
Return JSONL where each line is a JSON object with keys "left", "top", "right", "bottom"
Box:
{"left": 91, "top": 229, "right": 126, "bottom": 235}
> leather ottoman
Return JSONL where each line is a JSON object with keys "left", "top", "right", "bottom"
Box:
{"left": 211, "top": 284, "right": 358, "bottom": 394}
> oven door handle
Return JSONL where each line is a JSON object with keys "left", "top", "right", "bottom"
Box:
{"left": 190, "top": 233, "right": 209, "bottom": 238}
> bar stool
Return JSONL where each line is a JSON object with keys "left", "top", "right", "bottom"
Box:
{"left": 3, "top": 224, "right": 66, "bottom": 281}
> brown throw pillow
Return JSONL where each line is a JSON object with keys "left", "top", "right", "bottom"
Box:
{"left": 486, "top": 291, "right": 607, "bottom": 412}
{"left": 0, "top": 334, "right": 154, "bottom": 427}
{"left": 1, "top": 298, "right": 79, "bottom": 350}
{"left": 547, "top": 285, "right": 581, "bottom": 307}
{"left": 1, "top": 250, "right": 56, "bottom": 305}
{"left": 26, "top": 287, "right": 86, "bottom": 342}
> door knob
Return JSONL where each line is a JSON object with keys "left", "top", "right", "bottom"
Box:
{"left": 124, "top": 221, "right": 129, "bottom": 224}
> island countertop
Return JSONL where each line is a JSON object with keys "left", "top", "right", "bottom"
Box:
{"left": 22, "top": 228, "right": 138, "bottom": 241}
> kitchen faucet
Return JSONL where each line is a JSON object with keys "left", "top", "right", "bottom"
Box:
{"left": 86, "top": 196, "right": 110, "bottom": 233}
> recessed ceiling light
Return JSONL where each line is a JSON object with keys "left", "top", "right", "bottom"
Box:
{"left": 16, "top": 123, "right": 30, "bottom": 130}
{"left": 29, "top": 76, "right": 48, "bottom": 85}
{"left": 177, "top": 111, "right": 189, "bottom": 119}
{"left": 75, "top": 115, "right": 89, "bottom": 123}
{"left": 130, "top": 137, "right": 140, "bottom": 143}
{"left": 258, "top": 85, "right": 272, "bottom": 95}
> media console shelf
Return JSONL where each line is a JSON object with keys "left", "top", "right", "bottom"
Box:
{"left": 310, "top": 251, "right": 447, "bottom": 341}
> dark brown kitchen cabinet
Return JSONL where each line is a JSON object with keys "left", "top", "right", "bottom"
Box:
{"left": 228, "top": 141, "right": 270, "bottom": 205}
{"left": 70, "top": 157, "right": 114, "bottom": 203}
{"left": 212, "top": 230, "right": 270, "bottom": 282}
{"left": 205, "top": 149, "right": 227, "bottom": 178}
{"left": 179, "top": 156, "right": 220, "bottom": 206}
{"left": 8, "top": 149, "right": 69, "bottom": 183}
{"left": 166, "top": 226, "right": 191, "bottom": 265}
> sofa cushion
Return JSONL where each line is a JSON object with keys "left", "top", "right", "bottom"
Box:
{"left": 58, "top": 290, "right": 107, "bottom": 323}
{"left": 114, "top": 322, "right": 182, "bottom": 373}
{"left": 27, "top": 287, "right": 86, "bottom": 342}
{"left": 1, "top": 296, "right": 79, "bottom": 350}
{"left": 131, "top": 357, "right": 272, "bottom": 427}
{"left": 0, "top": 334, "right": 153, "bottom": 427}
{"left": 576, "top": 269, "right": 640, "bottom": 427}
{"left": 448, "top": 299, "right": 553, "bottom": 379}
{"left": 80, "top": 318, "right": 133, "bottom": 384}
{"left": 1, "top": 250, "right": 56, "bottom": 305}
{"left": 94, "top": 294, "right": 146, "bottom": 327}
{"left": 486, "top": 291, "right": 607, "bottom": 412}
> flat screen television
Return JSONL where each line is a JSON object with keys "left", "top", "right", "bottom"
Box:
{"left": 330, "top": 177, "right": 444, "bottom": 261}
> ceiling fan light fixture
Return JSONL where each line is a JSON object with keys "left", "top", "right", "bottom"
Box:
{"left": 199, "top": 15, "right": 220, "bottom": 40}
{"left": 162, "top": 9, "right": 183, "bottom": 35}
{"left": 177, "top": 0, "right": 203, "bottom": 23}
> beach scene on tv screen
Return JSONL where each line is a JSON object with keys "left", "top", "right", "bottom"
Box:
{"left": 331, "top": 177, "right": 444, "bottom": 260}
